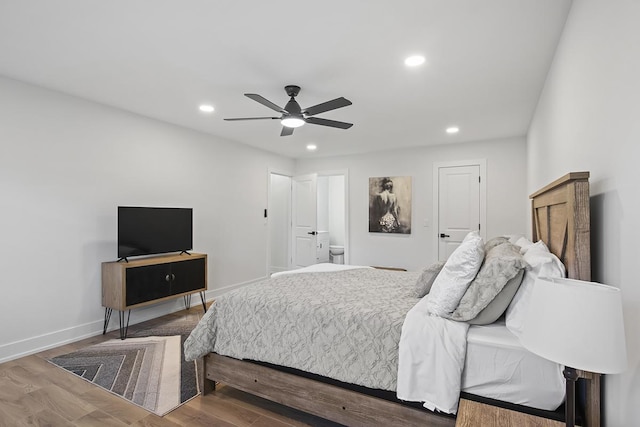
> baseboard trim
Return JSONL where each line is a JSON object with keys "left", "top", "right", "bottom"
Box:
{"left": 0, "top": 277, "right": 266, "bottom": 364}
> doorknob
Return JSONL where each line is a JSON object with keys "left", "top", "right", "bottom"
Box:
{"left": 308, "top": 231, "right": 318, "bottom": 235}
{"left": 440, "top": 233, "right": 450, "bottom": 238}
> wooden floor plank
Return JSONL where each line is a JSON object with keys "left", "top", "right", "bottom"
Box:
{"left": 27, "top": 385, "right": 97, "bottom": 422}
{"left": 80, "top": 386, "right": 151, "bottom": 425}
{"left": 0, "top": 377, "right": 31, "bottom": 402}
{"left": 211, "top": 385, "right": 342, "bottom": 427}
{"left": 164, "top": 402, "right": 239, "bottom": 427}
{"left": 15, "top": 408, "right": 75, "bottom": 427}
{"left": 0, "top": 395, "right": 43, "bottom": 424}
{"left": 71, "top": 409, "right": 130, "bottom": 427}
{"left": 132, "top": 414, "right": 184, "bottom": 427}
{"left": 249, "top": 415, "right": 301, "bottom": 427}
{"left": 185, "top": 393, "right": 263, "bottom": 426}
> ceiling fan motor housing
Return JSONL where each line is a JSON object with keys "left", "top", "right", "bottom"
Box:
{"left": 284, "top": 85, "right": 301, "bottom": 97}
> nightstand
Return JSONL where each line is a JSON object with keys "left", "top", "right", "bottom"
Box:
{"left": 455, "top": 399, "right": 565, "bottom": 427}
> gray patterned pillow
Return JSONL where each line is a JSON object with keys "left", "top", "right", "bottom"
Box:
{"left": 484, "top": 236, "right": 509, "bottom": 252}
{"left": 468, "top": 268, "right": 524, "bottom": 325}
{"left": 449, "top": 242, "right": 527, "bottom": 322}
{"left": 412, "top": 261, "right": 446, "bottom": 298}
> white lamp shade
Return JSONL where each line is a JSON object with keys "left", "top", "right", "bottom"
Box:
{"left": 521, "top": 277, "right": 627, "bottom": 374}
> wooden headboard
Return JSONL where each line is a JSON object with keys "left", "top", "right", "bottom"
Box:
{"left": 529, "top": 171, "right": 591, "bottom": 282}
{"left": 530, "top": 171, "right": 598, "bottom": 427}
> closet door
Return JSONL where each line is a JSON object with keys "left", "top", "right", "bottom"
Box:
{"left": 437, "top": 165, "right": 481, "bottom": 261}
{"left": 125, "top": 264, "right": 172, "bottom": 306}
{"left": 170, "top": 258, "right": 206, "bottom": 295}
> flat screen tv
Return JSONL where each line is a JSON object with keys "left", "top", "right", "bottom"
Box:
{"left": 118, "top": 206, "right": 193, "bottom": 259}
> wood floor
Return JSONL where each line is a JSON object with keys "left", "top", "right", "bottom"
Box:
{"left": 0, "top": 306, "right": 343, "bottom": 427}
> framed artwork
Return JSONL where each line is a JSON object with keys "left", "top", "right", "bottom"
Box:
{"left": 368, "top": 176, "right": 412, "bottom": 234}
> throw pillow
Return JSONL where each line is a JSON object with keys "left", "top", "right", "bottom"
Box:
{"left": 426, "top": 231, "right": 485, "bottom": 316}
{"left": 450, "top": 242, "right": 527, "bottom": 322}
{"left": 412, "top": 261, "right": 446, "bottom": 298}
{"left": 467, "top": 269, "right": 524, "bottom": 325}
{"left": 484, "top": 236, "right": 509, "bottom": 252}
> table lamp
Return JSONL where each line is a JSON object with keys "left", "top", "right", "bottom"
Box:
{"left": 521, "top": 277, "right": 627, "bottom": 427}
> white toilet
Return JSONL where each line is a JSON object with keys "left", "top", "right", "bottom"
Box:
{"left": 329, "top": 245, "right": 344, "bottom": 264}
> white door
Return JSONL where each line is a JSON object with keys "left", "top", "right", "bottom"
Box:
{"left": 437, "top": 165, "right": 481, "bottom": 261}
{"left": 292, "top": 174, "right": 318, "bottom": 268}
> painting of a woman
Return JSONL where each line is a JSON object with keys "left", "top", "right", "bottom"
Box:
{"left": 369, "top": 176, "right": 411, "bottom": 233}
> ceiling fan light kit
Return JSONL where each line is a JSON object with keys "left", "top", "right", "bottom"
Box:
{"left": 281, "top": 117, "right": 305, "bottom": 128}
{"left": 225, "top": 85, "right": 353, "bottom": 136}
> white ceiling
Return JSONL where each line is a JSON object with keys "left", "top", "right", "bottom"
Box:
{"left": 0, "top": 1, "right": 572, "bottom": 159}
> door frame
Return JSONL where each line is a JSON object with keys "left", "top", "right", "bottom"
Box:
{"left": 267, "top": 168, "right": 293, "bottom": 275}
{"left": 432, "top": 159, "right": 487, "bottom": 260}
{"left": 267, "top": 168, "right": 350, "bottom": 272}
{"left": 317, "top": 169, "right": 350, "bottom": 265}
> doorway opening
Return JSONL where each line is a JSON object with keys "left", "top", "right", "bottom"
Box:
{"left": 267, "top": 170, "right": 348, "bottom": 274}
{"left": 317, "top": 174, "right": 347, "bottom": 265}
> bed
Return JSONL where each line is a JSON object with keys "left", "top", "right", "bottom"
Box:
{"left": 184, "top": 171, "right": 597, "bottom": 427}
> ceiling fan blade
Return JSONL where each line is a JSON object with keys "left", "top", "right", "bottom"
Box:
{"left": 245, "top": 94, "right": 286, "bottom": 113}
{"left": 280, "top": 126, "right": 294, "bottom": 137}
{"left": 224, "top": 117, "right": 279, "bottom": 121}
{"left": 305, "top": 117, "right": 353, "bottom": 129}
{"left": 303, "top": 97, "right": 352, "bottom": 116}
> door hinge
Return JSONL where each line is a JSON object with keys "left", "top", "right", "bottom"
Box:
{"left": 478, "top": 176, "right": 481, "bottom": 183}
{"left": 478, "top": 223, "right": 481, "bottom": 230}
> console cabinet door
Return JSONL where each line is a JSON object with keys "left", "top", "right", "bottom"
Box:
{"left": 125, "top": 264, "right": 173, "bottom": 306}
{"left": 170, "top": 258, "right": 206, "bottom": 295}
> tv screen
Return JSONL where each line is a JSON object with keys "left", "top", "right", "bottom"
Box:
{"left": 118, "top": 207, "right": 193, "bottom": 258}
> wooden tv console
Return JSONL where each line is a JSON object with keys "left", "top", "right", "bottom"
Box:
{"left": 102, "top": 252, "right": 207, "bottom": 339}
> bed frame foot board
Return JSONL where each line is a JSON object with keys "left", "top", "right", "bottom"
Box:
{"left": 204, "top": 354, "right": 455, "bottom": 427}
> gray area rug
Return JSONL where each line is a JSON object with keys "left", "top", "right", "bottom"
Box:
{"left": 49, "top": 317, "right": 199, "bottom": 416}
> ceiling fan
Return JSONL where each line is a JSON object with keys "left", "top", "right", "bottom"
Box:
{"left": 224, "top": 85, "right": 353, "bottom": 136}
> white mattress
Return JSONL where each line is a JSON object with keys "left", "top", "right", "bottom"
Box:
{"left": 462, "top": 320, "right": 565, "bottom": 410}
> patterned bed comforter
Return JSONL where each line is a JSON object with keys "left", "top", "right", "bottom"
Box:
{"left": 184, "top": 267, "right": 421, "bottom": 391}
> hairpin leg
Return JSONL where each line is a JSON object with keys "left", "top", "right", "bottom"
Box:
{"left": 118, "top": 310, "right": 131, "bottom": 340}
{"left": 200, "top": 291, "right": 207, "bottom": 312}
{"left": 103, "top": 308, "right": 113, "bottom": 334}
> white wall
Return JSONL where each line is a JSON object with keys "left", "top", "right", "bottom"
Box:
{"left": 296, "top": 137, "right": 527, "bottom": 271}
{"left": 0, "top": 76, "right": 294, "bottom": 362}
{"left": 527, "top": 2, "right": 640, "bottom": 425}
{"left": 328, "top": 175, "right": 345, "bottom": 247}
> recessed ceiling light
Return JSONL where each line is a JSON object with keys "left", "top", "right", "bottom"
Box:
{"left": 446, "top": 127, "right": 460, "bottom": 134}
{"left": 404, "top": 55, "right": 426, "bottom": 67}
{"left": 306, "top": 144, "right": 317, "bottom": 151}
{"left": 199, "top": 104, "right": 214, "bottom": 113}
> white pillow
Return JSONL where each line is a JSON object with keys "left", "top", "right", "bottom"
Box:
{"left": 515, "top": 236, "right": 535, "bottom": 254}
{"left": 426, "top": 231, "right": 485, "bottom": 316}
{"left": 505, "top": 241, "right": 566, "bottom": 339}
